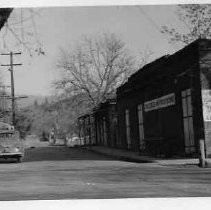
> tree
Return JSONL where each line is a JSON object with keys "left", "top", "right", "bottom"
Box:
{"left": 0, "top": 8, "right": 45, "bottom": 56}
{"left": 15, "top": 110, "right": 33, "bottom": 139}
{"left": 55, "top": 33, "right": 135, "bottom": 107}
{"left": 34, "top": 99, "right": 38, "bottom": 107}
{"left": 44, "top": 97, "right": 49, "bottom": 105}
{"left": 161, "top": 4, "right": 211, "bottom": 45}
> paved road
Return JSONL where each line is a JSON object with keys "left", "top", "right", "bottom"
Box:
{"left": 0, "top": 143, "right": 210, "bottom": 200}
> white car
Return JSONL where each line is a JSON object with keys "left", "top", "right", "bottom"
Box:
{"left": 0, "top": 130, "right": 25, "bottom": 162}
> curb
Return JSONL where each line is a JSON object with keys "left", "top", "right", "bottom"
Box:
{"left": 205, "top": 160, "right": 211, "bottom": 168}
{"left": 87, "top": 147, "right": 207, "bottom": 168}
{"left": 88, "top": 147, "right": 155, "bottom": 163}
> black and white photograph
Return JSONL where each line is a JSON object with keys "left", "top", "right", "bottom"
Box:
{"left": 0, "top": 0, "right": 210, "bottom": 208}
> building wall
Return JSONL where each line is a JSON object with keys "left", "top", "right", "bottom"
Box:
{"left": 78, "top": 114, "right": 92, "bottom": 146}
{"left": 94, "top": 102, "right": 117, "bottom": 147}
{"left": 77, "top": 39, "right": 211, "bottom": 158}
{"left": 199, "top": 40, "right": 211, "bottom": 157}
{"left": 116, "top": 40, "right": 206, "bottom": 157}
{"left": 107, "top": 104, "right": 118, "bottom": 147}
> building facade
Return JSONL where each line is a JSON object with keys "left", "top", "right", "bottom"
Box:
{"left": 78, "top": 39, "right": 211, "bottom": 158}
{"left": 78, "top": 113, "right": 94, "bottom": 146}
{"left": 78, "top": 99, "right": 117, "bottom": 147}
{"left": 93, "top": 99, "right": 117, "bottom": 147}
{"left": 116, "top": 39, "right": 211, "bottom": 158}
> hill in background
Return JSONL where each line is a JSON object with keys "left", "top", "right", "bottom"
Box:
{"left": 17, "top": 95, "right": 54, "bottom": 108}
{"left": 16, "top": 93, "right": 92, "bottom": 138}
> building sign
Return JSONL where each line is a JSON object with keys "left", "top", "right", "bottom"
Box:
{"left": 202, "top": 90, "right": 211, "bottom": 121}
{"left": 144, "top": 93, "right": 175, "bottom": 112}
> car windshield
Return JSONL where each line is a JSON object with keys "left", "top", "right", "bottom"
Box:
{"left": 0, "top": 131, "right": 17, "bottom": 141}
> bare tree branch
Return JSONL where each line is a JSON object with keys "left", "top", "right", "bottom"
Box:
{"left": 1, "top": 8, "right": 44, "bottom": 56}
{"left": 55, "top": 33, "right": 136, "bottom": 107}
{"left": 161, "top": 4, "right": 211, "bottom": 45}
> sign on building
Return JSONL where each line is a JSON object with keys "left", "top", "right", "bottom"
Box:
{"left": 202, "top": 90, "right": 211, "bottom": 121}
{"left": 144, "top": 93, "right": 175, "bottom": 112}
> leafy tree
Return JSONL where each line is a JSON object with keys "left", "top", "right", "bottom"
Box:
{"left": 161, "top": 4, "right": 211, "bottom": 45}
{"left": 30, "top": 105, "right": 54, "bottom": 136}
{"left": 55, "top": 33, "right": 135, "bottom": 107}
{"left": 0, "top": 8, "right": 45, "bottom": 56}
{"left": 34, "top": 99, "right": 38, "bottom": 107}
{"left": 44, "top": 97, "right": 49, "bottom": 105}
{"left": 16, "top": 93, "right": 93, "bottom": 139}
{"left": 15, "top": 110, "right": 33, "bottom": 139}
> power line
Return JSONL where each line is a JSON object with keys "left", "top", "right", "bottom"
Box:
{"left": 137, "top": 6, "right": 176, "bottom": 51}
{"left": 137, "top": 7, "right": 162, "bottom": 33}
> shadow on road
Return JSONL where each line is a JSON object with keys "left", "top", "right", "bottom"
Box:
{"left": 0, "top": 159, "right": 19, "bottom": 164}
{"left": 23, "top": 146, "right": 115, "bottom": 162}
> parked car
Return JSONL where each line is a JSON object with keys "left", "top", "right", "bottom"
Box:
{"left": 0, "top": 130, "right": 25, "bottom": 162}
{"left": 67, "top": 136, "right": 80, "bottom": 147}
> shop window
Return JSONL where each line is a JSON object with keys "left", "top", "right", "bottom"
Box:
{"left": 182, "top": 89, "right": 195, "bottom": 153}
{"left": 137, "top": 104, "right": 145, "bottom": 150}
{"left": 125, "top": 109, "right": 131, "bottom": 149}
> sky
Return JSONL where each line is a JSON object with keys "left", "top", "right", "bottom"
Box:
{"left": 0, "top": 4, "right": 185, "bottom": 96}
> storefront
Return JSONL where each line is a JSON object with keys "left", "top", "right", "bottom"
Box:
{"left": 78, "top": 99, "right": 117, "bottom": 147}
{"left": 78, "top": 114, "right": 94, "bottom": 146}
{"left": 93, "top": 99, "right": 117, "bottom": 147}
{"left": 117, "top": 39, "right": 211, "bottom": 157}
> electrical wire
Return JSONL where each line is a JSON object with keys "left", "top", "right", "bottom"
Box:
{"left": 137, "top": 6, "right": 177, "bottom": 51}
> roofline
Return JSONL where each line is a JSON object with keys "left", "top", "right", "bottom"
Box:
{"left": 117, "top": 38, "right": 210, "bottom": 95}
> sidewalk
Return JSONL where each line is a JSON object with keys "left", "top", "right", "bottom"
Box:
{"left": 88, "top": 146, "right": 201, "bottom": 167}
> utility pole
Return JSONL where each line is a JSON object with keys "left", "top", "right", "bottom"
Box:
{"left": 0, "top": 85, "right": 11, "bottom": 123}
{"left": 1, "top": 52, "right": 22, "bottom": 127}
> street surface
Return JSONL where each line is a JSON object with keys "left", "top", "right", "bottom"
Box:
{"left": 0, "top": 138, "right": 210, "bottom": 200}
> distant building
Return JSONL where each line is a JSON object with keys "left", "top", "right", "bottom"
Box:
{"left": 78, "top": 113, "right": 93, "bottom": 146}
{"left": 93, "top": 99, "right": 117, "bottom": 147}
{"left": 78, "top": 99, "right": 117, "bottom": 147}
